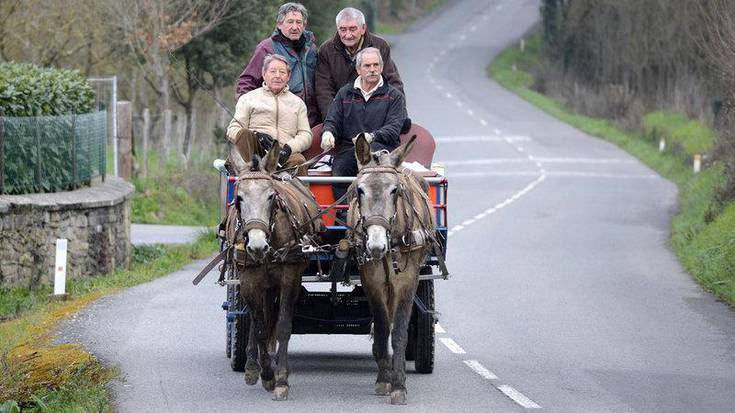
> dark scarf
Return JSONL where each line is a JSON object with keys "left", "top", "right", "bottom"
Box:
{"left": 278, "top": 29, "right": 307, "bottom": 52}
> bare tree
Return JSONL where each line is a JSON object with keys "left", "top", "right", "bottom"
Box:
{"left": 101, "top": 0, "right": 232, "bottom": 151}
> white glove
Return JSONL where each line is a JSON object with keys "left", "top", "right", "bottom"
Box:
{"left": 321, "top": 130, "right": 335, "bottom": 150}
{"left": 352, "top": 132, "right": 373, "bottom": 144}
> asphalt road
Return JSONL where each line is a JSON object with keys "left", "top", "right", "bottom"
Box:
{"left": 61, "top": 0, "right": 735, "bottom": 411}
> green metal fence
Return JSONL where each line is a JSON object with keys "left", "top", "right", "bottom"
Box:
{"left": 0, "top": 111, "right": 107, "bottom": 194}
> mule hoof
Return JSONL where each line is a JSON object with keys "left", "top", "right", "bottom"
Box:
{"left": 390, "top": 389, "right": 407, "bottom": 405}
{"left": 375, "top": 382, "right": 391, "bottom": 396}
{"left": 244, "top": 370, "right": 259, "bottom": 386}
{"left": 273, "top": 385, "right": 289, "bottom": 401}
{"left": 262, "top": 378, "right": 276, "bottom": 392}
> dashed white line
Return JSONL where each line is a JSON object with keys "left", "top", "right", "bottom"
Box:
{"left": 470, "top": 25, "right": 477, "bottom": 32}
{"left": 461, "top": 219, "right": 475, "bottom": 226}
{"left": 455, "top": 101, "right": 464, "bottom": 107}
{"left": 459, "top": 34, "right": 466, "bottom": 40}
{"left": 528, "top": 156, "right": 636, "bottom": 164}
{"left": 440, "top": 337, "right": 466, "bottom": 354}
{"left": 467, "top": 109, "right": 474, "bottom": 116}
{"left": 463, "top": 360, "right": 498, "bottom": 380}
{"left": 479, "top": 119, "right": 488, "bottom": 126}
{"left": 446, "top": 92, "right": 453, "bottom": 99}
{"left": 435, "top": 323, "right": 446, "bottom": 334}
{"left": 497, "top": 385, "right": 541, "bottom": 409}
{"left": 493, "top": 128, "right": 502, "bottom": 135}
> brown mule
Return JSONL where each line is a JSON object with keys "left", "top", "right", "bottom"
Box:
{"left": 227, "top": 143, "right": 323, "bottom": 401}
{"left": 347, "top": 134, "right": 436, "bottom": 405}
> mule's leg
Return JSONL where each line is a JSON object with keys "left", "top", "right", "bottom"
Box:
{"left": 388, "top": 283, "right": 418, "bottom": 405}
{"left": 258, "top": 288, "right": 277, "bottom": 392}
{"left": 244, "top": 313, "right": 260, "bottom": 385}
{"left": 367, "top": 296, "right": 392, "bottom": 395}
{"left": 273, "top": 271, "right": 302, "bottom": 401}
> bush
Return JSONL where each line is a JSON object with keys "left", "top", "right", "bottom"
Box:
{"left": 0, "top": 63, "right": 94, "bottom": 116}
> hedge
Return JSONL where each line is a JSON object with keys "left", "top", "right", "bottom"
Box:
{"left": 0, "top": 63, "right": 95, "bottom": 117}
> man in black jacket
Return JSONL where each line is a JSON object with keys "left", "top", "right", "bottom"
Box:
{"left": 320, "top": 47, "right": 407, "bottom": 202}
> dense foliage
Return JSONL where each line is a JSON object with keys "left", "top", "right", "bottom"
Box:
{"left": 0, "top": 63, "right": 102, "bottom": 194}
{"left": 0, "top": 63, "right": 95, "bottom": 116}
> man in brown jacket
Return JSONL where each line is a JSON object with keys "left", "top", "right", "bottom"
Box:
{"left": 315, "top": 7, "right": 405, "bottom": 122}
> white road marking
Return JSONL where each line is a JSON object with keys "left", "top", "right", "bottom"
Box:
{"left": 440, "top": 157, "right": 635, "bottom": 166}
{"left": 467, "top": 109, "right": 474, "bottom": 116}
{"left": 461, "top": 219, "right": 475, "bottom": 226}
{"left": 440, "top": 49, "right": 446, "bottom": 56}
{"left": 450, "top": 224, "right": 464, "bottom": 232}
{"left": 446, "top": 92, "right": 453, "bottom": 99}
{"left": 459, "top": 34, "right": 466, "bottom": 40}
{"left": 447, "top": 174, "right": 545, "bottom": 239}
{"left": 480, "top": 119, "right": 488, "bottom": 126}
{"left": 436, "top": 85, "right": 443, "bottom": 91}
{"left": 445, "top": 171, "right": 659, "bottom": 179}
{"left": 435, "top": 135, "right": 504, "bottom": 142}
{"left": 517, "top": 147, "right": 525, "bottom": 152}
{"left": 493, "top": 128, "right": 502, "bottom": 135}
{"left": 440, "top": 338, "right": 466, "bottom": 354}
{"left": 456, "top": 101, "right": 463, "bottom": 107}
{"left": 470, "top": 25, "right": 477, "bottom": 32}
{"left": 529, "top": 156, "right": 635, "bottom": 164}
{"left": 441, "top": 158, "right": 530, "bottom": 166}
{"left": 463, "top": 360, "right": 498, "bottom": 380}
{"left": 435, "top": 323, "right": 446, "bottom": 334}
{"left": 497, "top": 385, "right": 541, "bottom": 409}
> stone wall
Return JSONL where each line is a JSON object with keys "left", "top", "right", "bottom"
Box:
{"left": 0, "top": 177, "right": 134, "bottom": 288}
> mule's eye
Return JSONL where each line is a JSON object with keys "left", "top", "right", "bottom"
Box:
{"left": 267, "top": 193, "right": 274, "bottom": 200}
{"left": 357, "top": 187, "right": 365, "bottom": 196}
{"left": 390, "top": 188, "right": 397, "bottom": 195}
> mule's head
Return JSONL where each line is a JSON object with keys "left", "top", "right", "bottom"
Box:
{"left": 230, "top": 142, "right": 281, "bottom": 261}
{"left": 353, "top": 133, "right": 417, "bottom": 260}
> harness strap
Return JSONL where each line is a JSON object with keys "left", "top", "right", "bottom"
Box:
{"left": 242, "top": 219, "right": 270, "bottom": 235}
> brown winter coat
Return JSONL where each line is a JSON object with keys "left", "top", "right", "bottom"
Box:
{"left": 315, "top": 31, "right": 404, "bottom": 121}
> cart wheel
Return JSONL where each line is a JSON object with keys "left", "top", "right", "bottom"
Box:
{"left": 226, "top": 284, "right": 234, "bottom": 358}
{"left": 414, "top": 276, "right": 435, "bottom": 374}
{"left": 230, "top": 286, "right": 250, "bottom": 372}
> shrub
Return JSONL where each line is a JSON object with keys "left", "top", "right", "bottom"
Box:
{"left": 0, "top": 63, "right": 94, "bottom": 116}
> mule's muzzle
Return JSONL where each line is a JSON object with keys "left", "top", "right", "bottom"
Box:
{"left": 246, "top": 228, "right": 270, "bottom": 262}
{"left": 365, "top": 225, "right": 389, "bottom": 260}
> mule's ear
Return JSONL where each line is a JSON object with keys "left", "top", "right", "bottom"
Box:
{"left": 228, "top": 144, "right": 249, "bottom": 174}
{"left": 389, "top": 134, "right": 417, "bottom": 167}
{"left": 263, "top": 141, "right": 280, "bottom": 173}
{"left": 354, "top": 133, "right": 372, "bottom": 168}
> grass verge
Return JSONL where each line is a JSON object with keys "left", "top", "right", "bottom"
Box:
{"left": 0, "top": 231, "right": 219, "bottom": 410}
{"left": 131, "top": 150, "right": 221, "bottom": 226}
{"left": 490, "top": 35, "right": 735, "bottom": 306}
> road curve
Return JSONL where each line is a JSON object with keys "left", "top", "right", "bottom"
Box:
{"left": 61, "top": 1, "right": 735, "bottom": 412}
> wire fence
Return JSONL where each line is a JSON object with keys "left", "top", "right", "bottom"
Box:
{"left": 0, "top": 111, "right": 107, "bottom": 194}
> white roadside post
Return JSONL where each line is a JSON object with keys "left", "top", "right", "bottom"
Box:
{"left": 53, "top": 238, "right": 68, "bottom": 297}
{"left": 659, "top": 138, "right": 666, "bottom": 152}
{"left": 693, "top": 154, "right": 702, "bottom": 173}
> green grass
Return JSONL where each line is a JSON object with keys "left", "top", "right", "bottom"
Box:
{"left": 131, "top": 150, "right": 221, "bottom": 226}
{"left": 642, "top": 111, "right": 715, "bottom": 157}
{"left": 0, "top": 231, "right": 219, "bottom": 410}
{"left": 490, "top": 34, "right": 735, "bottom": 306}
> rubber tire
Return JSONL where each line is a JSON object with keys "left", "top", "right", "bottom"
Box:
{"left": 226, "top": 284, "right": 234, "bottom": 359}
{"left": 414, "top": 278, "right": 435, "bottom": 374}
{"left": 230, "top": 286, "right": 250, "bottom": 372}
